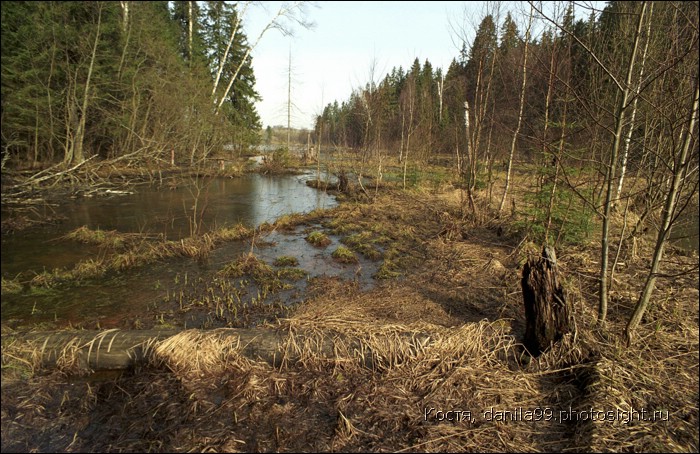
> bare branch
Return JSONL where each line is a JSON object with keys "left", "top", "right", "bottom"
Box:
{"left": 214, "top": 1, "right": 316, "bottom": 115}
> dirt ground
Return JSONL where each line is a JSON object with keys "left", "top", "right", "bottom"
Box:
{"left": 2, "top": 181, "right": 698, "bottom": 452}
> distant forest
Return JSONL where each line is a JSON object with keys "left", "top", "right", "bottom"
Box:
{"left": 314, "top": 1, "right": 698, "bottom": 181}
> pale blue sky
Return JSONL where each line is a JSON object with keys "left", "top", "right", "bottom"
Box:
{"left": 243, "top": 1, "right": 600, "bottom": 130}
{"left": 245, "top": 1, "right": 482, "bottom": 129}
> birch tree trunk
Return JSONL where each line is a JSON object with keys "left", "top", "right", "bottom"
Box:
{"left": 211, "top": 2, "right": 248, "bottom": 101}
{"left": 287, "top": 46, "right": 292, "bottom": 151}
{"left": 464, "top": 100, "right": 476, "bottom": 212}
{"left": 188, "top": 1, "right": 193, "bottom": 65}
{"left": 598, "top": 2, "right": 647, "bottom": 323}
{"left": 72, "top": 3, "right": 103, "bottom": 166}
{"left": 499, "top": 4, "right": 533, "bottom": 212}
{"left": 614, "top": 3, "right": 654, "bottom": 207}
{"left": 215, "top": 2, "right": 311, "bottom": 115}
{"left": 119, "top": 1, "right": 129, "bottom": 33}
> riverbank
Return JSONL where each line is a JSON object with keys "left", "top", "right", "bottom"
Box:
{"left": 2, "top": 166, "right": 698, "bottom": 451}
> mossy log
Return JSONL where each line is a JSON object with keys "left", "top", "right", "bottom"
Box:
{"left": 3, "top": 328, "right": 431, "bottom": 372}
{"left": 521, "top": 246, "right": 574, "bottom": 356}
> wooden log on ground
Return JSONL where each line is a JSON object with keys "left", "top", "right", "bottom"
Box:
{"left": 521, "top": 246, "right": 574, "bottom": 356}
{"left": 3, "top": 329, "right": 180, "bottom": 371}
{"left": 2, "top": 327, "right": 431, "bottom": 373}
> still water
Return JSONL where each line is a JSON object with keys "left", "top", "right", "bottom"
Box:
{"left": 1, "top": 172, "right": 355, "bottom": 328}
{"left": 2, "top": 173, "right": 335, "bottom": 277}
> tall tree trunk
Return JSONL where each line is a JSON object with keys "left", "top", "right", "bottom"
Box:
{"left": 287, "top": 46, "right": 292, "bottom": 151}
{"left": 188, "top": 1, "right": 193, "bottom": 66}
{"left": 437, "top": 72, "right": 444, "bottom": 124}
{"left": 119, "top": 1, "right": 129, "bottom": 33}
{"left": 211, "top": 2, "right": 248, "bottom": 101}
{"left": 214, "top": 2, "right": 309, "bottom": 115}
{"left": 499, "top": 4, "right": 533, "bottom": 212}
{"left": 72, "top": 4, "right": 103, "bottom": 166}
{"left": 598, "top": 2, "right": 646, "bottom": 323}
{"left": 625, "top": 77, "right": 698, "bottom": 343}
{"left": 316, "top": 120, "right": 322, "bottom": 182}
{"left": 464, "top": 100, "right": 476, "bottom": 212}
{"left": 614, "top": 3, "right": 654, "bottom": 207}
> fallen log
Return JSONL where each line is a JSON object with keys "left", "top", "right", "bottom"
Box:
{"left": 2, "top": 327, "right": 432, "bottom": 373}
{"left": 3, "top": 328, "right": 179, "bottom": 371}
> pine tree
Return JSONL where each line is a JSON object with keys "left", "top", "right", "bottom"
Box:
{"left": 203, "top": 2, "right": 261, "bottom": 148}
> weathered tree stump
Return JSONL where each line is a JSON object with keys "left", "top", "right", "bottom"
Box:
{"left": 521, "top": 246, "right": 573, "bottom": 356}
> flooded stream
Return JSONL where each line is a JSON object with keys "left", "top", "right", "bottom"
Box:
{"left": 1, "top": 172, "right": 381, "bottom": 330}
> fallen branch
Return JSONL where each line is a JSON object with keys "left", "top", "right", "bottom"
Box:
{"left": 16, "top": 156, "right": 96, "bottom": 188}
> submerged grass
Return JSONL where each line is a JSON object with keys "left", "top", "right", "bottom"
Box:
{"left": 218, "top": 253, "right": 304, "bottom": 298}
{"left": 341, "top": 231, "right": 383, "bottom": 260}
{"left": 17, "top": 223, "right": 255, "bottom": 290}
{"left": 277, "top": 267, "right": 307, "bottom": 281}
{"left": 62, "top": 226, "right": 129, "bottom": 249}
{"left": 1, "top": 277, "right": 23, "bottom": 295}
{"left": 219, "top": 253, "right": 276, "bottom": 282}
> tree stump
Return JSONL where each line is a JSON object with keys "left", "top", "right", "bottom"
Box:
{"left": 521, "top": 246, "right": 573, "bottom": 356}
{"left": 338, "top": 171, "right": 349, "bottom": 192}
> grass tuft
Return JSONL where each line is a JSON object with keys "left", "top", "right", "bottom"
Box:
{"left": 331, "top": 246, "right": 358, "bottom": 264}
{"left": 306, "top": 231, "right": 331, "bottom": 247}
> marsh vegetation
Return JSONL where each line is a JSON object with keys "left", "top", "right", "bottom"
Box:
{"left": 2, "top": 1, "right": 699, "bottom": 452}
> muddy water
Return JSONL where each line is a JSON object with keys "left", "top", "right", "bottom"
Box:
{"left": 1, "top": 172, "right": 377, "bottom": 329}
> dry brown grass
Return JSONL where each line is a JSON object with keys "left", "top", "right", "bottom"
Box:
{"left": 2, "top": 182, "right": 697, "bottom": 453}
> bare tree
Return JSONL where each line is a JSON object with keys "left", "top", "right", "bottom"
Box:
{"left": 450, "top": 2, "right": 502, "bottom": 214}
{"left": 596, "top": 2, "right": 648, "bottom": 323}
{"left": 499, "top": 3, "right": 533, "bottom": 212}
{"left": 533, "top": 2, "right": 698, "bottom": 337}
{"left": 626, "top": 77, "right": 698, "bottom": 343}
{"left": 613, "top": 3, "right": 654, "bottom": 207}
{"left": 213, "top": 1, "right": 315, "bottom": 115}
{"left": 119, "top": 1, "right": 129, "bottom": 33}
{"left": 66, "top": 3, "right": 103, "bottom": 166}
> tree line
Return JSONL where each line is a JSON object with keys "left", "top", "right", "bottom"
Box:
{"left": 314, "top": 1, "right": 698, "bottom": 340}
{"left": 1, "top": 1, "right": 263, "bottom": 169}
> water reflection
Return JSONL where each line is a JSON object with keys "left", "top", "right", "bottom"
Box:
{"left": 1, "top": 173, "right": 336, "bottom": 277}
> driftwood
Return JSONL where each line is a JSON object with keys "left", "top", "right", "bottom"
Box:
{"left": 3, "top": 327, "right": 431, "bottom": 373}
{"left": 521, "top": 246, "right": 574, "bottom": 355}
